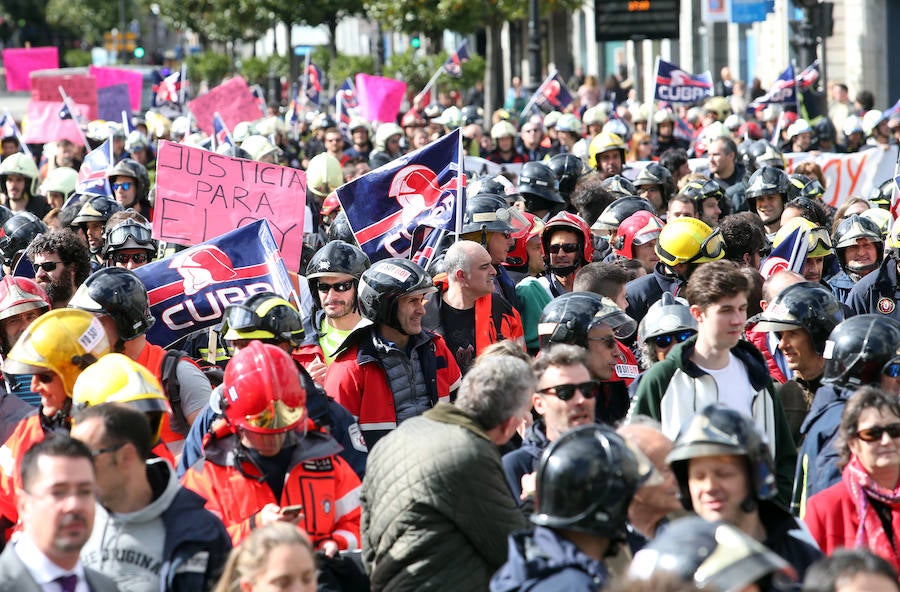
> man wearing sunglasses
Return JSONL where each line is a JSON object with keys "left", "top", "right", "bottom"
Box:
{"left": 503, "top": 345, "right": 600, "bottom": 502}
{"left": 101, "top": 212, "right": 156, "bottom": 270}
{"left": 517, "top": 212, "right": 593, "bottom": 353}
{"left": 633, "top": 260, "right": 798, "bottom": 506}
{"left": 106, "top": 158, "right": 152, "bottom": 217}
{"left": 24, "top": 230, "right": 91, "bottom": 309}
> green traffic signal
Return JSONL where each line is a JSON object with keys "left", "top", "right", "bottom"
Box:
{"left": 410, "top": 36, "right": 421, "bottom": 49}
{"left": 134, "top": 46, "right": 145, "bottom": 59}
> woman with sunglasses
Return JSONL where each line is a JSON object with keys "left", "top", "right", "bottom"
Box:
{"left": 805, "top": 386, "right": 900, "bottom": 573}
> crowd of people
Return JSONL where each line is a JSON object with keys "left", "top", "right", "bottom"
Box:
{"left": 0, "top": 62, "right": 898, "bottom": 592}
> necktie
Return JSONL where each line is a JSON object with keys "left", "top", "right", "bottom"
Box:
{"left": 55, "top": 574, "right": 78, "bottom": 592}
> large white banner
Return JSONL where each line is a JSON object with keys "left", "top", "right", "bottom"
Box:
{"left": 785, "top": 147, "right": 897, "bottom": 208}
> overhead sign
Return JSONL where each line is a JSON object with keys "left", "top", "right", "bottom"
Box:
{"left": 595, "top": 1, "right": 680, "bottom": 41}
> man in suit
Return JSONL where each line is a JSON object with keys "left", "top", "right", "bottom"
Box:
{"left": 0, "top": 435, "right": 119, "bottom": 591}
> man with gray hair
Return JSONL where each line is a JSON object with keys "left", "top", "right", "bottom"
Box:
{"left": 424, "top": 240, "right": 524, "bottom": 374}
{"left": 361, "top": 354, "right": 534, "bottom": 590}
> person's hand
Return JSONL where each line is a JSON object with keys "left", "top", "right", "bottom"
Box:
{"left": 305, "top": 356, "right": 327, "bottom": 384}
{"left": 318, "top": 539, "right": 340, "bottom": 557}
{"left": 256, "top": 503, "right": 284, "bottom": 527}
{"left": 520, "top": 472, "right": 536, "bottom": 501}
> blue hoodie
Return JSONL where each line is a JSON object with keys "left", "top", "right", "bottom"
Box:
{"left": 490, "top": 526, "right": 608, "bottom": 592}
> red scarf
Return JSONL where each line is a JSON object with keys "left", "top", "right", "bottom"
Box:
{"left": 842, "top": 455, "right": 900, "bottom": 572}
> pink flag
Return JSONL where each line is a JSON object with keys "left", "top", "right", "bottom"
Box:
{"left": 355, "top": 74, "right": 407, "bottom": 123}
{"left": 2, "top": 47, "right": 58, "bottom": 91}
{"left": 23, "top": 100, "right": 88, "bottom": 145}
{"left": 89, "top": 66, "right": 144, "bottom": 112}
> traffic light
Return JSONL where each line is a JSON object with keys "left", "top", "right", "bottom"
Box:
{"left": 133, "top": 46, "right": 145, "bottom": 59}
{"left": 410, "top": 35, "right": 421, "bottom": 49}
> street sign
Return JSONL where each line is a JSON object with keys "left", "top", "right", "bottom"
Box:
{"left": 595, "top": 0, "right": 680, "bottom": 41}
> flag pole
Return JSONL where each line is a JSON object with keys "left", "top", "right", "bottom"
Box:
{"left": 889, "top": 145, "right": 900, "bottom": 217}
{"left": 5, "top": 109, "right": 31, "bottom": 157}
{"left": 178, "top": 63, "right": 188, "bottom": 106}
{"left": 300, "top": 52, "right": 311, "bottom": 109}
{"left": 414, "top": 67, "right": 443, "bottom": 108}
{"left": 58, "top": 86, "right": 91, "bottom": 151}
{"left": 649, "top": 56, "right": 661, "bottom": 141}
{"left": 519, "top": 72, "right": 554, "bottom": 122}
{"left": 454, "top": 128, "right": 465, "bottom": 240}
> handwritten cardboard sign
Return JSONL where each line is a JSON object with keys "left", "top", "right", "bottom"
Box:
{"left": 186, "top": 76, "right": 261, "bottom": 135}
{"left": 152, "top": 140, "right": 306, "bottom": 272}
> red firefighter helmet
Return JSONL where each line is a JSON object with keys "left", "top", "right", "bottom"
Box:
{"left": 221, "top": 341, "right": 307, "bottom": 434}
{"left": 613, "top": 211, "right": 665, "bottom": 259}
{"left": 0, "top": 275, "right": 49, "bottom": 322}
{"left": 540, "top": 211, "right": 593, "bottom": 267}
{"left": 505, "top": 212, "right": 545, "bottom": 268}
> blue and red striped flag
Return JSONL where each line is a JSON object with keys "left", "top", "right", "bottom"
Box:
{"left": 76, "top": 137, "right": 113, "bottom": 196}
{"left": 653, "top": 59, "right": 713, "bottom": 104}
{"left": 212, "top": 112, "right": 234, "bottom": 150}
{"left": 442, "top": 41, "right": 470, "bottom": 78}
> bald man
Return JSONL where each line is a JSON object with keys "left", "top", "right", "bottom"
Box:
{"left": 424, "top": 241, "right": 524, "bottom": 374}
{"left": 618, "top": 420, "right": 683, "bottom": 552}
{"left": 746, "top": 270, "right": 806, "bottom": 385}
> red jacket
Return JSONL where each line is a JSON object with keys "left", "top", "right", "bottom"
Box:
{"left": 805, "top": 479, "right": 900, "bottom": 568}
{"left": 181, "top": 426, "right": 361, "bottom": 549}
{"left": 0, "top": 414, "right": 48, "bottom": 538}
{"left": 325, "top": 328, "right": 461, "bottom": 449}
{"left": 745, "top": 326, "right": 789, "bottom": 384}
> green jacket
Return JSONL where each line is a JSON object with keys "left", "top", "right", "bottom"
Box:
{"left": 361, "top": 402, "right": 527, "bottom": 591}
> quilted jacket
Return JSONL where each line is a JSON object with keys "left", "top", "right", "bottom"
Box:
{"left": 361, "top": 402, "right": 527, "bottom": 591}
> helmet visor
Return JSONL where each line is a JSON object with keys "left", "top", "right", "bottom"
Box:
{"left": 105, "top": 221, "right": 153, "bottom": 250}
{"left": 241, "top": 399, "right": 306, "bottom": 433}
{"left": 686, "top": 228, "right": 725, "bottom": 264}
{"left": 808, "top": 226, "right": 833, "bottom": 257}
{"left": 221, "top": 304, "right": 273, "bottom": 341}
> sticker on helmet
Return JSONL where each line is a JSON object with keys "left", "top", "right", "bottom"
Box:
{"left": 615, "top": 364, "right": 639, "bottom": 378}
{"left": 878, "top": 297, "right": 896, "bottom": 315}
{"left": 78, "top": 317, "right": 106, "bottom": 353}
{"left": 377, "top": 263, "right": 412, "bottom": 282}
{"left": 822, "top": 339, "right": 835, "bottom": 359}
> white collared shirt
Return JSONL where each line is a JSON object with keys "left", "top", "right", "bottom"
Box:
{"left": 14, "top": 534, "right": 90, "bottom": 592}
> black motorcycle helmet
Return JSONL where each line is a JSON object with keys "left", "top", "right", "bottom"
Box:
{"left": 538, "top": 292, "right": 636, "bottom": 349}
{"left": 750, "top": 281, "right": 844, "bottom": 355}
{"left": 822, "top": 315, "right": 900, "bottom": 389}
{"left": 745, "top": 166, "right": 790, "bottom": 211}
{"left": 0, "top": 212, "right": 48, "bottom": 268}
{"left": 518, "top": 161, "right": 564, "bottom": 212}
{"left": 67, "top": 267, "right": 155, "bottom": 349}
{"left": 590, "top": 196, "right": 656, "bottom": 235}
{"left": 532, "top": 424, "right": 641, "bottom": 542}
{"left": 326, "top": 211, "right": 357, "bottom": 245}
{"left": 306, "top": 240, "right": 371, "bottom": 308}
{"left": 461, "top": 193, "right": 516, "bottom": 238}
{"left": 547, "top": 153, "right": 586, "bottom": 200}
{"left": 357, "top": 258, "right": 436, "bottom": 333}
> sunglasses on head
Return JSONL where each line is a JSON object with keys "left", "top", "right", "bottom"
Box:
{"left": 548, "top": 242, "right": 579, "bottom": 255}
{"left": 652, "top": 330, "right": 695, "bottom": 349}
{"left": 111, "top": 182, "right": 132, "bottom": 191}
{"left": 105, "top": 221, "right": 154, "bottom": 249}
{"left": 856, "top": 423, "right": 900, "bottom": 442}
{"left": 883, "top": 360, "right": 900, "bottom": 378}
{"left": 110, "top": 252, "right": 150, "bottom": 265}
{"left": 537, "top": 381, "right": 601, "bottom": 401}
{"left": 316, "top": 280, "right": 354, "bottom": 293}
{"left": 32, "top": 261, "right": 64, "bottom": 273}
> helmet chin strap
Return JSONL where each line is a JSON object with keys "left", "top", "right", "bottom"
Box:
{"left": 740, "top": 496, "right": 758, "bottom": 513}
{"left": 550, "top": 264, "right": 579, "bottom": 277}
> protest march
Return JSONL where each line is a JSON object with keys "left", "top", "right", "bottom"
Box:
{"left": 2, "top": 39, "right": 900, "bottom": 592}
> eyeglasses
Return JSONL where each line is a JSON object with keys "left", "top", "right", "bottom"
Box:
{"left": 110, "top": 252, "right": 150, "bottom": 265}
{"left": 90, "top": 443, "right": 125, "bottom": 458}
{"left": 315, "top": 280, "right": 354, "bottom": 294}
{"left": 588, "top": 335, "right": 617, "bottom": 349}
{"left": 855, "top": 423, "right": 900, "bottom": 443}
{"left": 35, "top": 372, "right": 56, "bottom": 384}
{"left": 111, "top": 182, "right": 132, "bottom": 191}
{"left": 651, "top": 330, "right": 695, "bottom": 348}
{"left": 32, "top": 261, "right": 64, "bottom": 273}
{"left": 537, "top": 381, "right": 601, "bottom": 401}
{"left": 548, "top": 242, "right": 580, "bottom": 254}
